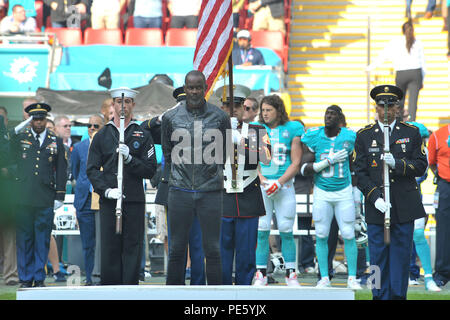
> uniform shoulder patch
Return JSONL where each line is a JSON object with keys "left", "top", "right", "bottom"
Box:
{"left": 357, "top": 123, "right": 374, "bottom": 134}
{"left": 400, "top": 121, "right": 419, "bottom": 130}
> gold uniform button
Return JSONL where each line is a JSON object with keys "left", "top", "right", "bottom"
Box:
{"left": 35, "top": 172, "right": 38, "bottom": 175}
{"left": 37, "top": 151, "right": 40, "bottom": 154}
{"left": 36, "top": 157, "right": 40, "bottom": 161}
{"left": 35, "top": 165, "right": 39, "bottom": 168}
{"left": 390, "top": 179, "right": 394, "bottom": 183}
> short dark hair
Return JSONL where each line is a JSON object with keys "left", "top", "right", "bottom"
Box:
{"left": 245, "top": 97, "right": 258, "bottom": 111}
{"left": 258, "top": 95, "right": 289, "bottom": 125}
{"left": 0, "top": 106, "right": 8, "bottom": 115}
{"left": 185, "top": 70, "right": 206, "bottom": 87}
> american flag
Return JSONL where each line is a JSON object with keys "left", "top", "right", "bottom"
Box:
{"left": 193, "top": 0, "right": 234, "bottom": 99}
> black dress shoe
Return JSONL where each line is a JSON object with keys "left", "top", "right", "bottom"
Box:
{"left": 6, "top": 280, "right": 19, "bottom": 286}
{"left": 33, "top": 280, "right": 46, "bottom": 287}
{"left": 84, "top": 280, "right": 93, "bottom": 286}
{"left": 19, "top": 281, "right": 33, "bottom": 288}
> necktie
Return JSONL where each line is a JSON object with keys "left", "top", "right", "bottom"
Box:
{"left": 35, "top": 133, "right": 40, "bottom": 143}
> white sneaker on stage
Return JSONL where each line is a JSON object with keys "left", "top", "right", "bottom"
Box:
{"left": 253, "top": 271, "right": 268, "bottom": 286}
{"left": 285, "top": 271, "right": 301, "bottom": 287}
{"left": 347, "top": 276, "right": 363, "bottom": 290}
{"left": 316, "top": 277, "right": 331, "bottom": 288}
{"left": 425, "top": 277, "right": 442, "bottom": 292}
{"left": 409, "top": 278, "right": 420, "bottom": 285}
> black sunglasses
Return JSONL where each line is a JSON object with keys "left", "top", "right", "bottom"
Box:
{"left": 87, "top": 124, "right": 100, "bottom": 129}
{"left": 245, "top": 106, "right": 256, "bottom": 111}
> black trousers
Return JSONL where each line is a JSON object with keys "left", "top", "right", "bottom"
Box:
{"left": 434, "top": 179, "right": 450, "bottom": 282}
{"left": 166, "top": 188, "right": 223, "bottom": 285}
{"left": 99, "top": 199, "right": 145, "bottom": 285}
{"left": 395, "top": 68, "right": 423, "bottom": 121}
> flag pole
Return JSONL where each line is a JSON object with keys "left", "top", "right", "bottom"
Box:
{"left": 228, "top": 56, "right": 237, "bottom": 188}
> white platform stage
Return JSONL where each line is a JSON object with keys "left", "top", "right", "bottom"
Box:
{"left": 16, "top": 285, "right": 355, "bottom": 300}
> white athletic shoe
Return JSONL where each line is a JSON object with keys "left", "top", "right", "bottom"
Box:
{"left": 304, "top": 267, "right": 315, "bottom": 274}
{"left": 409, "top": 278, "right": 420, "bottom": 285}
{"left": 425, "top": 278, "right": 442, "bottom": 292}
{"left": 347, "top": 277, "right": 363, "bottom": 290}
{"left": 285, "top": 271, "right": 301, "bottom": 287}
{"left": 253, "top": 271, "right": 268, "bottom": 286}
{"left": 316, "top": 277, "right": 331, "bottom": 288}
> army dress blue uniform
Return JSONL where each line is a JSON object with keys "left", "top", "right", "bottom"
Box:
{"left": 10, "top": 108, "right": 67, "bottom": 287}
{"left": 353, "top": 85, "right": 427, "bottom": 299}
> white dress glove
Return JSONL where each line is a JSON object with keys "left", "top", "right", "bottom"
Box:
{"left": 230, "top": 117, "right": 239, "bottom": 130}
{"left": 327, "top": 149, "right": 348, "bottom": 165}
{"left": 14, "top": 117, "right": 32, "bottom": 134}
{"left": 383, "top": 152, "right": 396, "bottom": 168}
{"left": 263, "top": 180, "right": 282, "bottom": 198}
{"left": 374, "top": 198, "right": 390, "bottom": 214}
{"left": 118, "top": 143, "right": 132, "bottom": 163}
{"left": 105, "top": 188, "right": 122, "bottom": 200}
{"left": 54, "top": 200, "right": 64, "bottom": 211}
{"left": 232, "top": 129, "right": 243, "bottom": 145}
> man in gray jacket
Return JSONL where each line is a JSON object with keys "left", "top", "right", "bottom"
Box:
{"left": 162, "top": 70, "right": 231, "bottom": 285}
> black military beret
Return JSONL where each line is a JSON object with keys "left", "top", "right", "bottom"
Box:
{"left": 370, "top": 85, "right": 404, "bottom": 106}
{"left": 25, "top": 103, "right": 51, "bottom": 119}
{"left": 173, "top": 86, "right": 186, "bottom": 102}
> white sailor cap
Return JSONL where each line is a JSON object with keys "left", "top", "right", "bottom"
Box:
{"left": 109, "top": 87, "right": 139, "bottom": 99}
{"left": 215, "top": 84, "right": 251, "bottom": 103}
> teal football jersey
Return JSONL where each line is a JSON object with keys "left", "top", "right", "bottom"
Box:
{"left": 301, "top": 126, "right": 356, "bottom": 191}
{"left": 259, "top": 121, "right": 305, "bottom": 179}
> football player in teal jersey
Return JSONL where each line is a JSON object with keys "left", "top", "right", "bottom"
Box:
{"left": 253, "top": 95, "right": 304, "bottom": 286}
{"left": 301, "top": 105, "right": 362, "bottom": 290}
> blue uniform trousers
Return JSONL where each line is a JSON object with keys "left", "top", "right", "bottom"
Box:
{"left": 16, "top": 205, "right": 54, "bottom": 282}
{"left": 187, "top": 216, "right": 206, "bottom": 285}
{"left": 220, "top": 217, "right": 258, "bottom": 285}
{"left": 76, "top": 195, "right": 96, "bottom": 282}
{"left": 368, "top": 222, "right": 414, "bottom": 300}
{"left": 434, "top": 179, "right": 450, "bottom": 283}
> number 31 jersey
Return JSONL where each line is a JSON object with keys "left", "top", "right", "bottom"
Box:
{"left": 301, "top": 126, "right": 356, "bottom": 192}
{"left": 258, "top": 121, "right": 305, "bottom": 179}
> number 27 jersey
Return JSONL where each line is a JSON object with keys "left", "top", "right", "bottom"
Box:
{"left": 301, "top": 126, "right": 356, "bottom": 191}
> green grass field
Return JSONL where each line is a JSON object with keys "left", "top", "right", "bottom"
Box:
{"left": 355, "top": 290, "right": 450, "bottom": 300}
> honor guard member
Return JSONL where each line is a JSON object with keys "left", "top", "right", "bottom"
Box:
{"left": 10, "top": 103, "right": 67, "bottom": 288}
{"left": 353, "top": 85, "right": 427, "bottom": 300}
{"left": 86, "top": 87, "right": 157, "bottom": 285}
{"left": 216, "top": 85, "right": 271, "bottom": 285}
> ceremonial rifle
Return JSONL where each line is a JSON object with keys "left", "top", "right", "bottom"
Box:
{"left": 115, "top": 93, "right": 125, "bottom": 234}
{"left": 382, "top": 97, "right": 391, "bottom": 245}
